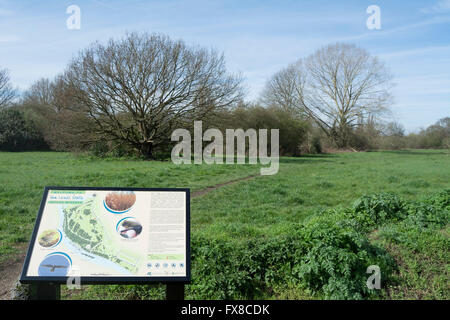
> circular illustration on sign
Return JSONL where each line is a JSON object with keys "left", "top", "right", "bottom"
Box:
{"left": 104, "top": 191, "right": 136, "bottom": 213}
{"left": 117, "top": 218, "right": 142, "bottom": 239}
{"left": 38, "top": 229, "right": 62, "bottom": 248}
{"left": 38, "top": 253, "right": 71, "bottom": 276}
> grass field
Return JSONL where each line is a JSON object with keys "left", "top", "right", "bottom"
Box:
{"left": 0, "top": 150, "right": 448, "bottom": 299}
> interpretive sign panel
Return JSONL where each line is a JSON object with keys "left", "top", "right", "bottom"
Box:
{"left": 20, "top": 187, "right": 190, "bottom": 284}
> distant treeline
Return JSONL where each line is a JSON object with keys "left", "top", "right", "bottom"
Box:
{"left": 0, "top": 33, "right": 448, "bottom": 156}
{"left": 1, "top": 102, "right": 448, "bottom": 155}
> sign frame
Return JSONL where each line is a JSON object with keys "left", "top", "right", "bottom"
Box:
{"left": 20, "top": 186, "right": 191, "bottom": 285}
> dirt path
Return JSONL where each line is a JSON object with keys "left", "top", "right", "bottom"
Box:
{"left": 191, "top": 174, "right": 258, "bottom": 198}
{"left": 0, "top": 244, "right": 28, "bottom": 300}
{"left": 0, "top": 174, "right": 259, "bottom": 300}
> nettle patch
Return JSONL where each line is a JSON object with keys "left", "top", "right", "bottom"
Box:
{"left": 189, "top": 190, "right": 449, "bottom": 299}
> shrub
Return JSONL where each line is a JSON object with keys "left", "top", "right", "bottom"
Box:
{"left": 402, "top": 189, "right": 449, "bottom": 229}
{"left": 189, "top": 232, "right": 305, "bottom": 299}
{"left": 374, "top": 190, "right": 449, "bottom": 299}
{"left": 189, "top": 191, "right": 449, "bottom": 300}
{"left": 348, "top": 193, "right": 407, "bottom": 232}
{"left": 211, "top": 104, "right": 309, "bottom": 156}
{"left": 311, "top": 135, "right": 322, "bottom": 154}
{"left": 89, "top": 140, "right": 137, "bottom": 158}
{"left": 190, "top": 236, "right": 252, "bottom": 299}
{"left": 293, "top": 212, "right": 396, "bottom": 299}
{"left": 190, "top": 206, "right": 398, "bottom": 300}
{"left": 0, "top": 108, "right": 48, "bottom": 151}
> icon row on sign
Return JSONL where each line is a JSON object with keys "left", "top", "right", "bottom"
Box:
{"left": 147, "top": 271, "right": 180, "bottom": 276}
{"left": 147, "top": 262, "right": 184, "bottom": 268}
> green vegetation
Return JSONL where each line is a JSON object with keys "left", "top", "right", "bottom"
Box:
{"left": 187, "top": 190, "right": 448, "bottom": 300}
{"left": 0, "top": 149, "right": 448, "bottom": 299}
{"left": 0, "top": 151, "right": 260, "bottom": 262}
{"left": 373, "top": 190, "right": 450, "bottom": 299}
{"left": 0, "top": 108, "right": 47, "bottom": 152}
{"left": 6, "top": 33, "right": 448, "bottom": 157}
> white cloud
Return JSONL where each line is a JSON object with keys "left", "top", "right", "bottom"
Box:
{"left": 0, "top": 8, "right": 12, "bottom": 16}
{"left": 394, "top": 74, "right": 450, "bottom": 96}
{"left": 421, "top": 0, "right": 450, "bottom": 14}
{"left": 378, "top": 45, "right": 450, "bottom": 59}
{"left": 0, "top": 34, "right": 20, "bottom": 43}
{"left": 335, "top": 15, "right": 450, "bottom": 44}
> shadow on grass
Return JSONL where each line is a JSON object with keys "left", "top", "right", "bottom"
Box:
{"left": 280, "top": 154, "right": 334, "bottom": 164}
{"left": 381, "top": 150, "right": 448, "bottom": 156}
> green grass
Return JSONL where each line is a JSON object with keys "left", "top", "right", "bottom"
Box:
{"left": 0, "top": 149, "right": 448, "bottom": 299}
{"left": 376, "top": 226, "right": 449, "bottom": 300}
{"left": 191, "top": 150, "right": 449, "bottom": 243}
{"left": 0, "top": 152, "right": 259, "bottom": 262}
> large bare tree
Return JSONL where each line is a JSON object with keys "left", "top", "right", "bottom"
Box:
{"left": 64, "top": 32, "right": 243, "bottom": 158}
{"left": 261, "top": 43, "right": 393, "bottom": 148}
{"left": 0, "top": 68, "right": 16, "bottom": 108}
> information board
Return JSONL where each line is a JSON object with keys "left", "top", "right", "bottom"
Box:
{"left": 20, "top": 187, "right": 190, "bottom": 284}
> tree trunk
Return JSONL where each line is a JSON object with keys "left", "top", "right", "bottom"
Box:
{"left": 335, "top": 124, "right": 350, "bottom": 149}
{"left": 139, "top": 141, "right": 153, "bottom": 160}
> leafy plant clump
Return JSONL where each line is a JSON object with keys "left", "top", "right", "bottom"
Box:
{"left": 188, "top": 190, "right": 449, "bottom": 300}
{"left": 292, "top": 214, "right": 396, "bottom": 299}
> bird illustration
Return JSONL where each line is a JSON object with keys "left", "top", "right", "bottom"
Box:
{"left": 119, "top": 222, "right": 142, "bottom": 239}
{"left": 41, "top": 264, "right": 68, "bottom": 272}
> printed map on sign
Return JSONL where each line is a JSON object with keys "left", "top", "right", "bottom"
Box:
{"left": 25, "top": 189, "right": 187, "bottom": 278}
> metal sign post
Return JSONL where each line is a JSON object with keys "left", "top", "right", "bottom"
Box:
{"left": 166, "top": 283, "right": 185, "bottom": 300}
{"left": 29, "top": 283, "right": 60, "bottom": 300}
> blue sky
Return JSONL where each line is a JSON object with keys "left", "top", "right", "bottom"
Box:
{"left": 0, "top": 0, "right": 449, "bottom": 132}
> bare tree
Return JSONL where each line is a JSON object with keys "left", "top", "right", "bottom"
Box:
{"left": 260, "top": 61, "right": 304, "bottom": 112}
{"left": 261, "top": 43, "right": 393, "bottom": 148}
{"left": 23, "top": 78, "right": 53, "bottom": 107}
{"left": 64, "top": 32, "right": 243, "bottom": 158}
{"left": 0, "top": 68, "right": 16, "bottom": 108}
{"left": 383, "top": 121, "right": 405, "bottom": 137}
{"left": 20, "top": 76, "right": 95, "bottom": 151}
{"left": 23, "top": 76, "right": 82, "bottom": 112}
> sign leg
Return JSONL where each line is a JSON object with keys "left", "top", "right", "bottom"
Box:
{"left": 30, "top": 283, "right": 61, "bottom": 300}
{"left": 166, "top": 283, "right": 184, "bottom": 300}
